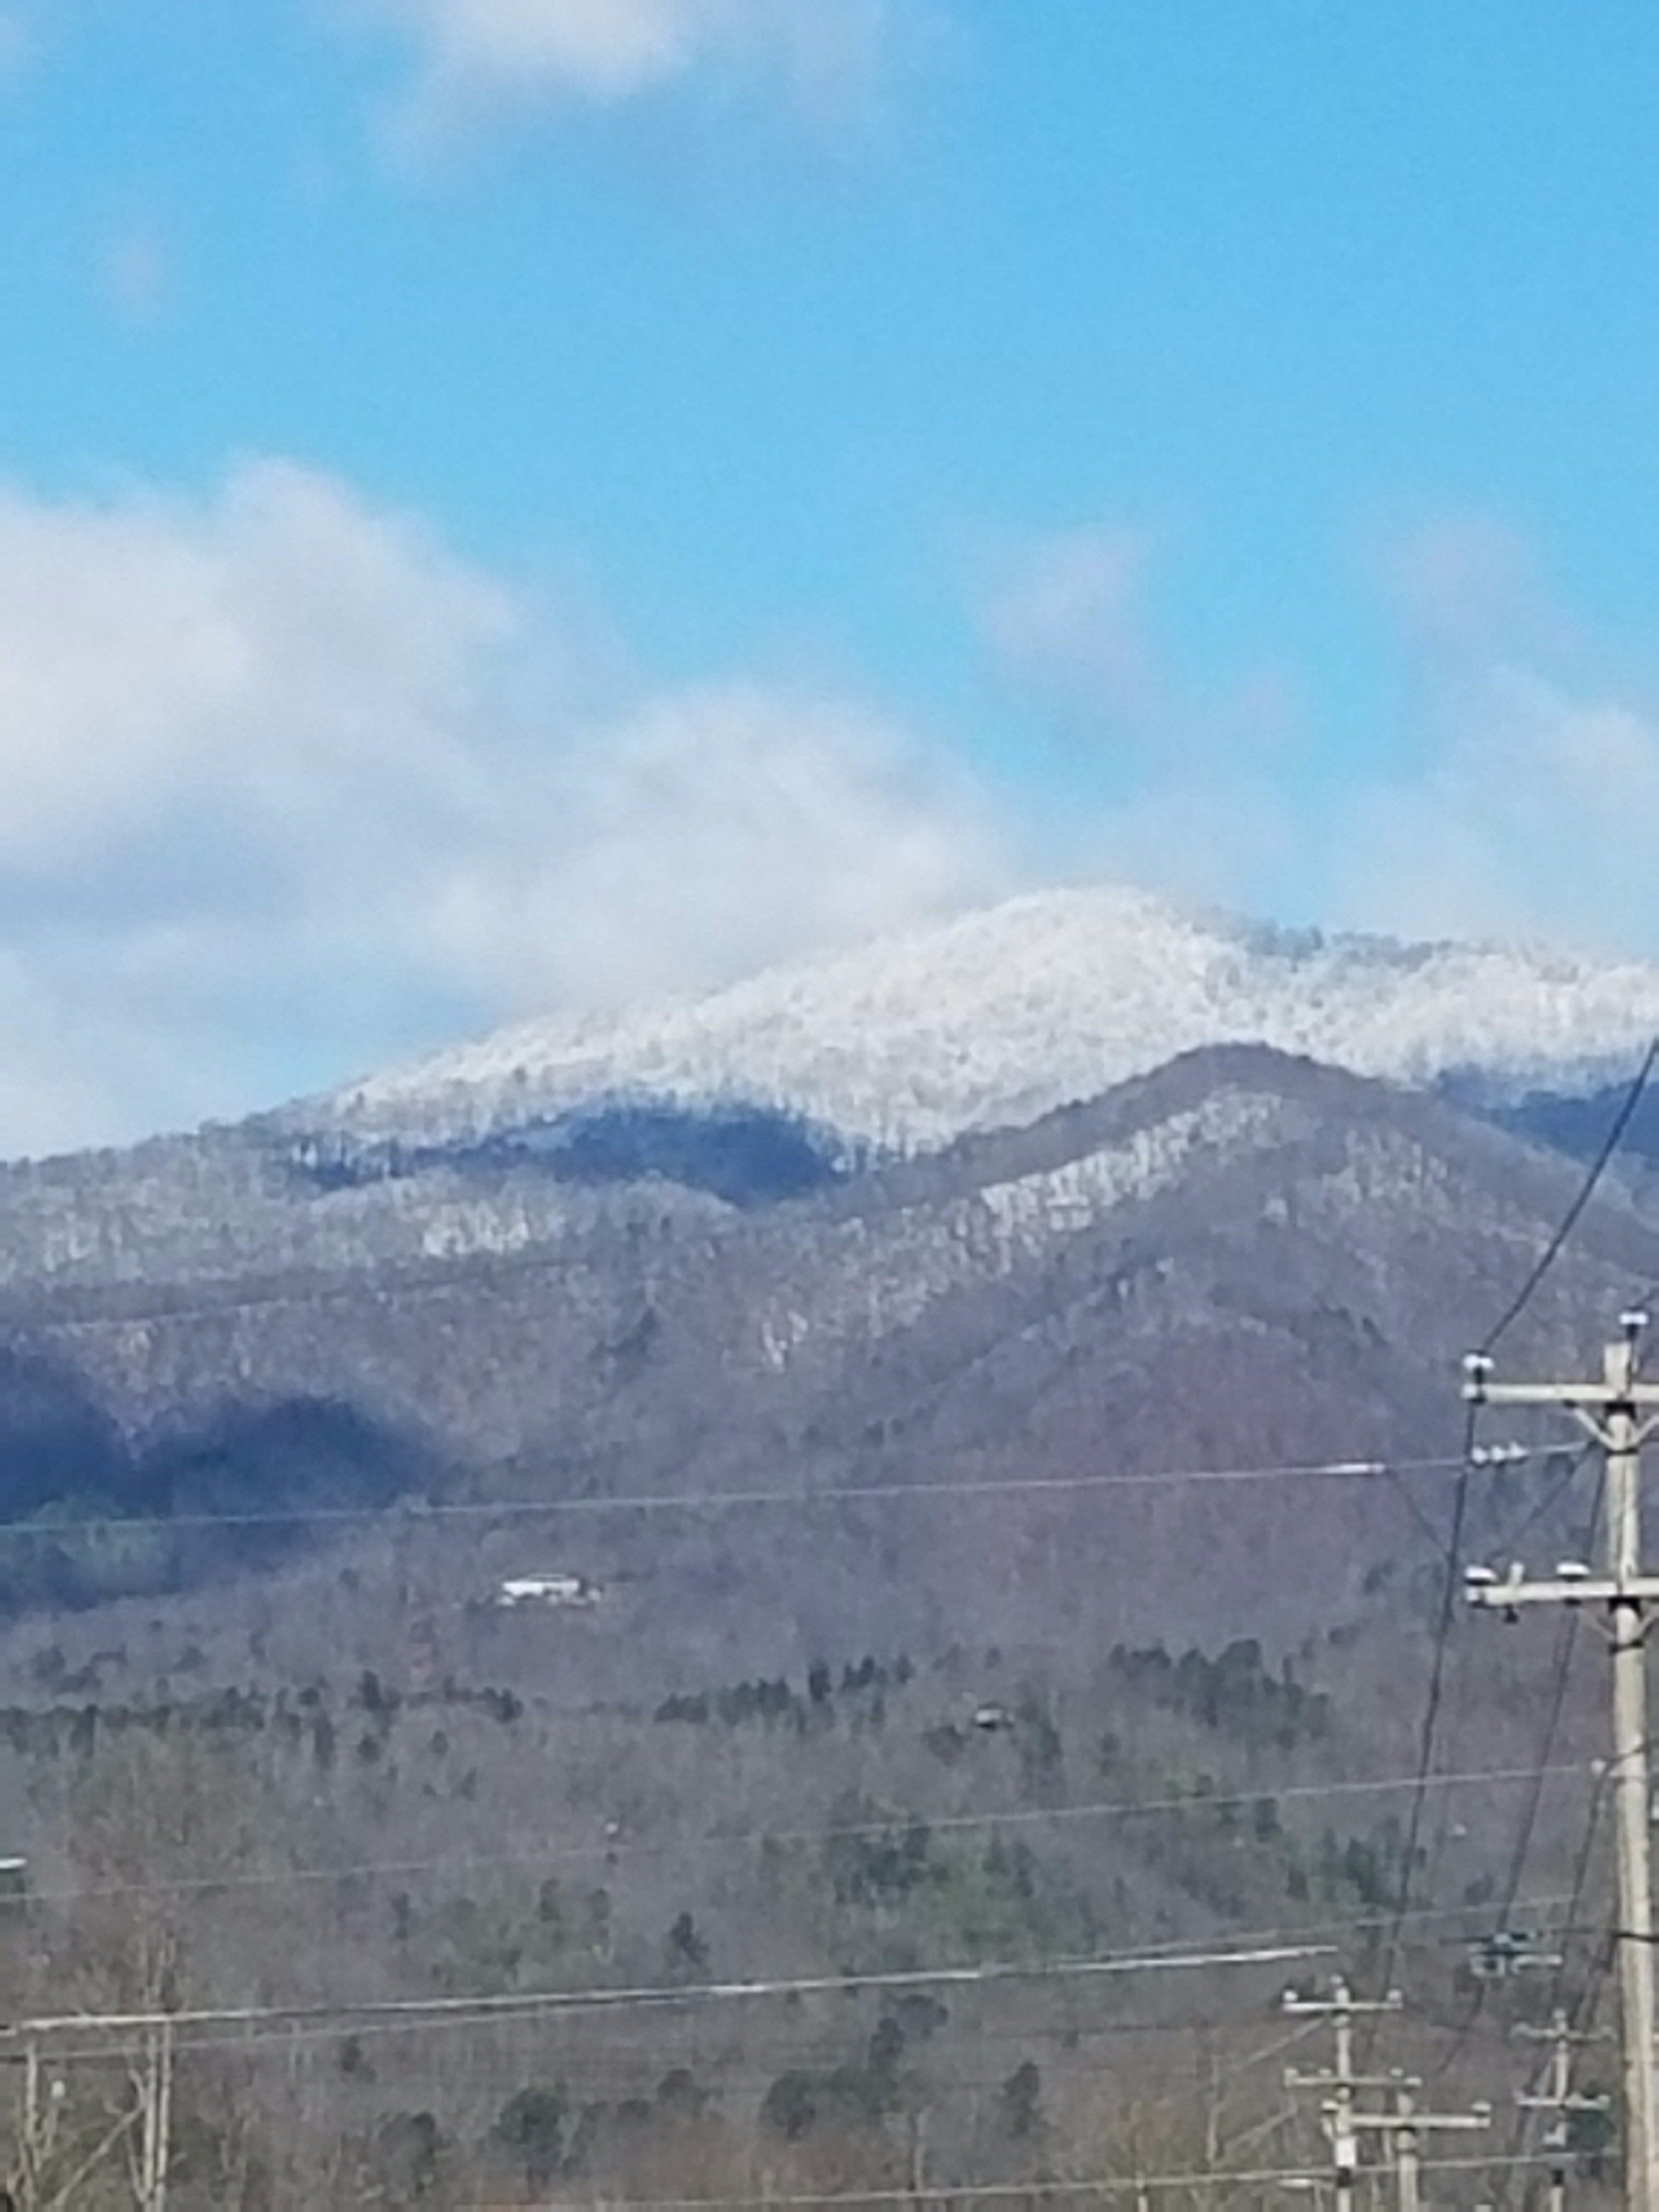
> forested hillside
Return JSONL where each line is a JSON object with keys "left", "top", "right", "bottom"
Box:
{"left": 0, "top": 1034, "right": 1636, "bottom": 2198}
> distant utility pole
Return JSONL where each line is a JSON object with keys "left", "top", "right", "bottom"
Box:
{"left": 1464, "top": 1309, "right": 1659, "bottom": 2212}
{"left": 1284, "top": 1980, "right": 1491, "bottom": 2212}
{"left": 1359, "top": 2076, "right": 1492, "bottom": 2212}
{"left": 127, "top": 2023, "right": 173, "bottom": 2212}
{"left": 12, "top": 2040, "right": 59, "bottom": 2212}
{"left": 1516, "top": 2009, "right": 1611, "bottom": 2212}
{"left": 1284, "top": 1979, "right": 1403, "bottom": 2212}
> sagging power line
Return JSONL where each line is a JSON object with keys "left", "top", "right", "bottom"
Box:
{"left": 6, "top": 1757, "right": 1588, "bottom": 1911}
{"left": 1, "top": 1936, "right": 1334, "bottom": 2043}
{"left": 0, "top": 1447, "right": 1532, "bottom": 1543}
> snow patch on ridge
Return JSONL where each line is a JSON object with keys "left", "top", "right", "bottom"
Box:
{"left": 974, "top": 1089, "right": 1289, "bottom": 1250}
{"left": 751, "top": 1085, "right": 1300, "bottom": 1374}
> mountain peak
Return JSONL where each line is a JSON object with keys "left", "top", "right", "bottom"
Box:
{"left": 313, "top": 883, "right": 1659, "bottom": 1154}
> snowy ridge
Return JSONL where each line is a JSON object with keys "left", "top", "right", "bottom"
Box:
{"left": 316, "top": 884, "right": 1659, "bottom": 1154}
{"left": 754, "top": 1086, "right": 1300, "bottom": 1374}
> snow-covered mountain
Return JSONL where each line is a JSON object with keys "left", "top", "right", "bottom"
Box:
{"left": 314, "top": 883, "right": 1659, "bottom": 1154}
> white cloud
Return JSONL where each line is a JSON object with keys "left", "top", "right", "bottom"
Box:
{"left": 973, "top": 508, "right": 1659, "bottom": 962}
{"left": 18, "top": 477, "right": 1649, "bottom": 1161}
{"left": 425, "top": 680, "right": 1001, "bottom": 1009}
{"left": 353, "top": 0, "right": 902, "bottom": 143}
{"left": 1084, "top": 774, "right": 1296, "bottom": 920}
{"left": 977, "top": 524, "right": 1156, "bottom": 722}
{"left": 382, "top": 0, "right": 715, "bottom": 103}
{"left": 1332, "top": 667, "right": 1659, "bottom": 952}
{"left": 0, "top": 460, "right": 515, "bottom": 873}
{"left": 1305, "top": 512, "right": 1659, "bottom": 947}
{"left": 971, "top": 521, "right": 1309, "bottom": 919}
{"left": 0, "top": 459, "right": 998, "bottom": 1154}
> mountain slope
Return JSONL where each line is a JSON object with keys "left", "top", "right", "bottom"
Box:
{"left": 313, "top": 884, "right": 1659, "bottom": 1154}
{"left": 0, "top": 1060, "right": 1622, "bottom": 2205}
{"left": 0, "top": 1043, "right": 1648, "bottom": 1682}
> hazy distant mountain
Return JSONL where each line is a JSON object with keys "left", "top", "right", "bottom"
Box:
{"left": 311, "top": 883, "right": 1659, "bottom": 1156}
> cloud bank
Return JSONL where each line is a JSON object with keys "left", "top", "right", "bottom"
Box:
{"left": 1, "top": 473, "right": 1651, "bottom": 1163}
{"left": 353, "top": 0, "right": 901, "bottom": 143}
{"left": 973, "top": 510, "right": 1659, "bottom": 960}
{"left": 977, "top": 523, "right": 1156, "bottom": 723}
{"left": 0, "top": 460, "right": 998, "bottom": 1154}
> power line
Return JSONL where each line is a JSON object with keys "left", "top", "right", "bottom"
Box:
{"left": 1, "top": 1938, "right": 1335, "bottom": 2040}
{"left": 10, "top": 1888, "right": 1591, "bottom": 2054}
{"left": 1536, "top": 1722, "right": 1659, "bottom": 2026}
{"left": 1442, "top": 1612, "right": 1581, "bottom": 2083}
{"left": 1459, "top": 1323, "right": 1659, "bottom": 2212}
{"left": 22, "top": 1911, "right": 1577, "bottom": 2071}
{"left": 1482, "top": 1036, "right": 1659, "bottom": 1357}
{"left": 1551, "top": 1768, "right": 1613, "bottom": 2027}
{"left": 448, "top": 2152, "right": 1571, "bottom": 2212}
{"left": 24, "top": 1918, "right": 1584, "bottom": 2096}
{"left": 1371, "top": 1039, "right": 1659, "bottom": 2030}
{"left": 1501, "top": 1441, "right": 1597, "bottom": 1551}
{"left": 1499, "top": 1459, "right": 1606, "bottom": 1923}
{"left": 1378, "top": 1439, "right": 1587, "bottom": 1560}
{"left": 1379, "top": 1459, "right": 1459, "bottom": 1553}
{"left": 0, "top": 1447, "right": 1525, "bottom": 1543}
{"left": 40, "top": 2007, "right": 1330, "bottom": 2080}
{"left": 1371, "top": 1401, "right": 1481, "bottom": 2024}
{"left": 5, "top": 1890, "right": 1590, "bottom": 2075}
{"left": 32, "top": 1902, "right": 1601, "bottom": 2052}
{"left": 20, "top": 1759, "right": 1590, "bottom": 1910}
{"left": 1427, "top": 1453, "right": 1612, "bottom": 2096}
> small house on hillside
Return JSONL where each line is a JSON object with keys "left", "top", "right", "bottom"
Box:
{"left": 496, "top": 1572, "right": 602, "bottom": 1610}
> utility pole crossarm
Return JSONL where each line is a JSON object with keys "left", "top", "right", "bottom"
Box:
{"left": 1287, "top": 2071, "right": 1410, "bottom": 2095}
{"left": 1348, "top": 2110, "right": 1492, "bottom": 2135}
{"left": 1468, "top": 1575, "right": 1659, "bottom": 1608}
{"left": 1282, "top": 1988, "right": 1403, "bottom": 2022}
{"left": 1464, "top": 1383, "right": 1659, "bottom": 1408}
{"left": 1349, "top": 2080, "right": 1491, "bottom": 2212}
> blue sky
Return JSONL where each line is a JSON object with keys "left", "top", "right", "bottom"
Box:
{"left": 1, "top": 0, "right": 1658, "bottom": 1151}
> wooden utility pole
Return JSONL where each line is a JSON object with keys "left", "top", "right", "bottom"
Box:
{"left": 1464, "top": 1311, "right": 1659, "bottom": 2212}
{"left": 1516, "top": 2010, "right": 1612, "bottom": 2212}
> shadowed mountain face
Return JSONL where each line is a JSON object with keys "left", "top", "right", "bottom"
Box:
{"left": 1478, "top": 1077, "right": 1659, "bottom": 1172}
{"left": 0, "top": 1043, "right": 1646, "bottom": 1665}
{"left": 288, "top": 1100, "right": 847, "bottom": 1208}
{"left": 0, "top": 1363, "right": 432, "bottom": 1615}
